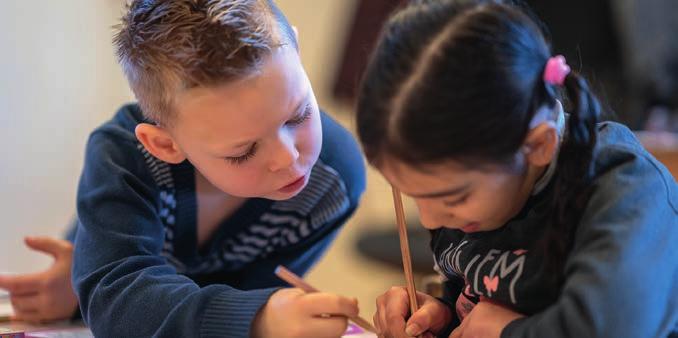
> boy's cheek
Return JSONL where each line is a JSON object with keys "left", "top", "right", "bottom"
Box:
{"left": 289, "top": 126, "right": 321, "bottom": 170}
{"left": 206, "top": 167, "right": 268, "bottom": 197}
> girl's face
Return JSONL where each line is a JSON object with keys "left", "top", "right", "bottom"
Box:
{"left": 379, "top": 157, "right": 542, "bottom": 233}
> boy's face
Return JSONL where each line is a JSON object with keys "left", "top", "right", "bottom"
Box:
{"left": 379, "top": 158, "right": 536, "bottom": 233}
{"left": 169, "top": 47, "right": 322, "bottom": 200}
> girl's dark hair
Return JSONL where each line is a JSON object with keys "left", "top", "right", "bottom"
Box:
{"left": 356, "top": 0, "right": 600, "bottom": 282}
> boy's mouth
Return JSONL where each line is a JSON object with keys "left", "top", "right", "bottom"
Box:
{"left": 278, "top": 173, "right": 307, "bottom": 194}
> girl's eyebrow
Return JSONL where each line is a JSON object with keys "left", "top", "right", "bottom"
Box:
{"left": 407, "top": 183, "right": 470, "bottom": 198}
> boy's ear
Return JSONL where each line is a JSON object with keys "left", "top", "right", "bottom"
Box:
{"left": 522, "top": 122, "right": 559, "bottom": 167}
{"left": 135, "top": 123, "right": 186, "bottom": 164}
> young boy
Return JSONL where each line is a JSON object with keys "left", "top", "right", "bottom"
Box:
{"left": 69, "top": 1, "right": 365, "bottom": 337}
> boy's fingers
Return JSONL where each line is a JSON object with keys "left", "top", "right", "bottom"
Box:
{"left": 10, "top": 296, "right": 40, "bottom": 314}
{"left": 11, "top": 310, "right": 42, "bottom": 324}
{"left": 301, "top": 293, "right": 359, "bottom": 318}
{"left": 10, "top": 294, "right": 43, "bottom": 312}
{"left": 24, "top": 236, "right": 71, "bottom": 258}
{"left": 300, "top": 316, "right": 349, "bottom": 338}
{"left": 0, "top": 274, "right": 44, "bottom": 295}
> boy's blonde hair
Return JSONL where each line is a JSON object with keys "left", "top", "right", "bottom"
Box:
{"left": 114, "top": 0, "right": 297, "bottom": 125}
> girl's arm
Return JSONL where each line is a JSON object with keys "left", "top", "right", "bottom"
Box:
{"left": 501, "top": 148, "right": 678, "bottom": 338}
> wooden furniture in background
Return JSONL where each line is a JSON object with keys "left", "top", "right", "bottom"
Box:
{"left": 636, "top": 131, "right": 678, "bottom": 180}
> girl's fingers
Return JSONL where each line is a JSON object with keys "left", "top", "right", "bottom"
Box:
{"left": 449, "top": 316, "right": 467, "bottom": 338}
{"left": 375, "top": 294, "right": 385, "bottom": 333}
{"left": 381, "top": 288, "right": 410, "bottom": 337}
{"left": 449, "top": 326, "right": 462, "bottom": 338}
{"left": 378, "top": 295, "right": 389, "bottom": 335}
{"left": 383, "top": 301, "right": 408, "bottom": 337}
{"left": 407, "top": 297, "right": 451, "bottom": 335}
{"left": 373, "top": 312, "right": 382, "bottom": 334}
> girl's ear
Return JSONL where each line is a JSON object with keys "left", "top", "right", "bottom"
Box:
{"left": 522, "top": 122, "right": 559, "bottom": 167}
{"left": 135, "top": 123, "right": 187, "bottom": 164}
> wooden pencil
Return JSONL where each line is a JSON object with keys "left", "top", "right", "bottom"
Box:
{"left": 391, "top": 186, "right": 419, "bottom": 315}
{"left": 274, "top": 265, "right": 377, "bottom": 333}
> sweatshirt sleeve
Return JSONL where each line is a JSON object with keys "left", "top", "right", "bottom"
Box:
{"left": 502, "top": 146, "right": 678, "bottom": 338}
{"left": 64, "top": 217, "right": 78, "bottom": 243}
{"left": 72, "top": 131, "right": 275, "bottom": 338}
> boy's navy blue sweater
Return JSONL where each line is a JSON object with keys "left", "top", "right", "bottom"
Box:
{"left": 72, "top": 104, "right": 365, "bottom": 337}
{"left": 430, "top": 122, "right": 678, "bottom": 337}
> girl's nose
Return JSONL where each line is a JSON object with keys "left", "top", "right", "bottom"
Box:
{"left": 416, "top": 202, "right": 449, "bottom": 230}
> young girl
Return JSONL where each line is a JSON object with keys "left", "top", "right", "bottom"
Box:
{"left": 356, "top": 1, "right": 678, "bottom": 337}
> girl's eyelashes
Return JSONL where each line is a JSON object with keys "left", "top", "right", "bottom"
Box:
{"left": 286, "top": 104, "right": 312, "bottom": 126}
{"left": 224, "top": 142, "right": 258, "bottom": 165}
{"left": 443, "top": 194, "right": 470, "bottom": 207}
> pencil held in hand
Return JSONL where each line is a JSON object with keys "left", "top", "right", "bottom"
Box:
{"left": 391, "top": 186, "right": 419, "bottom": 315}
{"left": 274, "top": 265, "right": 377, "bottom": 333}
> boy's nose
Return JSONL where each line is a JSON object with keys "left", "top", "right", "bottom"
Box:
{"left": 268, "top": 130, "right": 300, "bottom": 172}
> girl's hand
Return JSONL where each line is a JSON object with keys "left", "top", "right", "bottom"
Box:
{"left": 374, "top": 286, "right": 452, "bottom": 338}
{"left": 449, "top": 298, "right": 524, "bottom": 338}
{"left": 0, "top": 236, "right": 78, "bottom": 323}
{"left": 252, "top": 288, "right": 360, "bottom": 338}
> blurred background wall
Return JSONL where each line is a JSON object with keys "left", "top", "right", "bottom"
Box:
{"left": 0, "top": 1, "right": 132, "bottom": 273}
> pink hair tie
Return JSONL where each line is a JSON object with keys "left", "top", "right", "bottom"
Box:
{"left": 543, "top": 55, "right": 571, "bottom": 86}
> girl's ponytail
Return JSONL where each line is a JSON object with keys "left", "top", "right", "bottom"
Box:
{"left": 541, "top": 71, "right": 600, "bottom": 282}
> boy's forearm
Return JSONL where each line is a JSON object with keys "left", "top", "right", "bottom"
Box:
{"left": 64, "top": 218, "right": 78, "bottom": 243}
{"left": 73, "top": 244, "right": 277, "bottom": 337}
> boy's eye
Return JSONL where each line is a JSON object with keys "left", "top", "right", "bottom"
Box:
{"left": 443, "top": 194, "right": 469, "bottom": 207}
{"left": 224, "top": 143, "right": 258, "bottom": 165}
{"left": 286, "top": 105, "right": 312, "bottom": 126}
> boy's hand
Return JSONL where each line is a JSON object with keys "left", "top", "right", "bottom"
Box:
{"left": 0, "top": 236, "right": 78, "bottom": 323}
{"left": 252, "top": 288, "right": 359, "bottom": 338}
{"left": 449, "top": 297, "right": 524, "bottom": 338}
{"left": 374, "top": 286, "right": 452, "bottom": 338}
